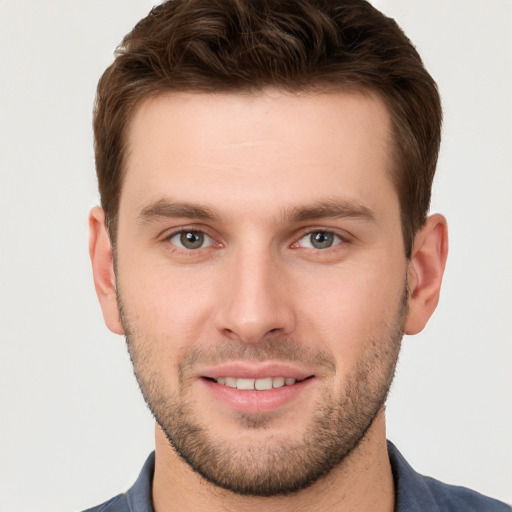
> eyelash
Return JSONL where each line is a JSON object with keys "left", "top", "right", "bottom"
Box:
{"left": 292, "top": 230, "right": 346, "bottom": 251}
{"left": 162, "top": 227, "right": 349, "bottom": 256}
{"left": 164, "top": 228, "right": 220, "bottom": 253}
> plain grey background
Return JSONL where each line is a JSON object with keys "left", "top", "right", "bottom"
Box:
{"left": 0, "top": 1, "right": 510, "bottom": 510}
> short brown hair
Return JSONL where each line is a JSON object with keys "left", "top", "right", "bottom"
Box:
{"left": 93, "top": 0, "right": 441, "bottom": 257}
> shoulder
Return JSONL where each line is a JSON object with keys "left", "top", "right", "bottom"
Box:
{"left": 81, "top": 493, "right": 129, "bottom": 512}
{"left": 80, "top": 452, "right": 155, "bottom": 512}
{"left": 388, "top": 441, "right": 511, "bottom": 512}
{"left": 421, "top": 475, "right": 511, "bottom": 512}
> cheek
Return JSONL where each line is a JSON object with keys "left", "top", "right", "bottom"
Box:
{"left": 117, "top": 255, "right": 218, "bottom": 348}
{"left": 293, "top": 260, "right": 406, "bottom": 361}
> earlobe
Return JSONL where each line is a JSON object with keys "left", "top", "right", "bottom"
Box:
{"left": 404, "top": 214, "right": 449, "bottom": 335}
{"left": 89, "top": 206, "right": 124, "bottom": 335}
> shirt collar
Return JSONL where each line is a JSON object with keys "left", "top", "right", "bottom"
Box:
{"left": 387, "top": 440, "right": 441, "bottom": 512}
{"left": 125, "top": 442, "right": 471, "bottom": 512}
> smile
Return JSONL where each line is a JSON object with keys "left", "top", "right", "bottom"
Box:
{"left": 200, "top": 372, "right": 316, "bottom": 414}
{"left": 213, "top": 376, "right": 301, "bottom": 390}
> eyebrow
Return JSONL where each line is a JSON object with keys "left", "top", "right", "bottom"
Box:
{"left": 137, "top": 197, "right": 375, "bottom": 226}
{"left": 288, "top": 198, "right": 375, "bottom": 223}
{"left": 137, "top": 198, "right": 221, "bottom": 224}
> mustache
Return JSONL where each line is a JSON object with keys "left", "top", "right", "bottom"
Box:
{"left": 178, "top": 335, "right": 336, "bottom": 374}
{"left": 117, "top": 291, "right": 330, "bottom": 375}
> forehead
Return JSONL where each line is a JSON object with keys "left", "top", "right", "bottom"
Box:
{"left": 121, "top": 89, "right": 396, "bottom": 221}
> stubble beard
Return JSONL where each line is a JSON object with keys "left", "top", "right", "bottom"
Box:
{"left": 119, "top": 288, "right": 407, "bottom": 497}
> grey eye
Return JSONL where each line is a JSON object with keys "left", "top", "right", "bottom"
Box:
{"left": 170, "top": 230, "right": 212, "bottom": 250}
{"left": 299, "top": 231, "right": 341, "bottom": 249}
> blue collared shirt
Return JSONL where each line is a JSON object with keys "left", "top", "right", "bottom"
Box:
{"left": 83, "top": 442, "right": 510, "bottom": 511}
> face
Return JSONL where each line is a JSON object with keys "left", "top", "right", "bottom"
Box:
{"left": 113, "top": 90, "right": 409, "bottom": 495}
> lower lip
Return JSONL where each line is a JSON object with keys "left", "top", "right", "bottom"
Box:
{"left": 200, "top": 378, "right": 314, "bottom": 414}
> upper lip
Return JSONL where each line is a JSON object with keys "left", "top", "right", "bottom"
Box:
{"left": 197, "top": 363, "right": 314, "bottom": 381}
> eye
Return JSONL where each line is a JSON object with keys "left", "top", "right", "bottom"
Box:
{"left": 297, "top": 230, "right": 343, "bottom": 249}
{"left": 168, "top": 230, "right": 213, "bottom": 250}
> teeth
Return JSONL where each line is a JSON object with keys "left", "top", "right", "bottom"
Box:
{"left": 225, "top": 377, "right": 237, "bottom": 388}
{"left": 236, "top": 378, "right": 255, "bottom": 390}
{"left": 255, "top": 377, "right": 273, "bottom": 390}
{"left": 214, "top": 376, "right": 297, "bottom": 390}
{"left": 272, "top": 377, "right": 285, "bottom": 388}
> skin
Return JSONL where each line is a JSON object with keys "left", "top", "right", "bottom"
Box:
{"left": 89, "top": 89, "right": 448, "bottom": 512}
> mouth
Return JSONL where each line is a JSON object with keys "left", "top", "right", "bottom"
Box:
{"left": 205, "top": 376, "right": 311, "bottom": 390}
{"left": 197, "top": 363, "right": 317, "bottom": 414}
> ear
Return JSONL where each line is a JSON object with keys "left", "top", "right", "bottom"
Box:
{"left": 89, "top": 206, "right": 124, "bottom": 335}
{"left": 404, "top": 214, "right": 448, "bottom": 335}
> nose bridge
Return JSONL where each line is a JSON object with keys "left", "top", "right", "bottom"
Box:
{"left": 215, "top": 244, "right": 295, "bottom": 343}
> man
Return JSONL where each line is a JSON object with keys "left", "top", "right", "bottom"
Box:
{"left": 86, "top": 0, "right": 510, "bottom": 511}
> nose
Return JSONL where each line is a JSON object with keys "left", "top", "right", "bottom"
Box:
{"left": 214, "top": 248, "right": 296, "bottom": 344}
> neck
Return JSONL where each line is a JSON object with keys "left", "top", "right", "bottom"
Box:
{"left": 152, "top": 409, "right": 394, "bottom": 512}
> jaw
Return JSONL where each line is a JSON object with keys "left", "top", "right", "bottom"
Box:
{"left": 152, "top": 408, "right": 394, "bottom": 512}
